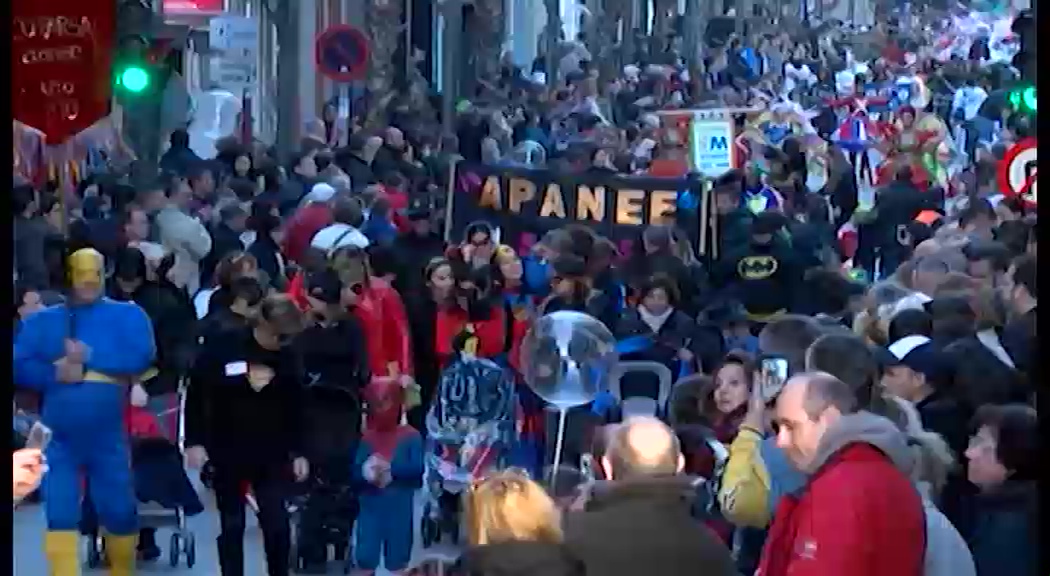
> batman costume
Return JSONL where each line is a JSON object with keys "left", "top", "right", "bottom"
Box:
{"left": 713, "top": 213, "right": 801, "bottom": 322}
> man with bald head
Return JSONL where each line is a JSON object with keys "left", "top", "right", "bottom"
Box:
{"left": 563, "top": 417, "right": 737, "bottom": 576}
{"left": 757, "top": 372, "right": 925, "bottom": 576}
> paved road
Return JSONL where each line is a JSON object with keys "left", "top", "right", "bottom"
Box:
{"left": 14, "top": 475, "right": 458, "bottom": 575}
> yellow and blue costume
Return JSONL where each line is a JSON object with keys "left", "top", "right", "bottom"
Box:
{"left": 14, "top": 249, "right": 156, "bottom": 576}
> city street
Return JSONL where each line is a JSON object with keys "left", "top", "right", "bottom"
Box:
{"left": 14, "top": 476, "right": 457, "bottom": 575}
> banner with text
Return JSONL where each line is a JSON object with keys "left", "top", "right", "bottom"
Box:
{"left": 447, "top": 164, "right": 712, "bottom": 257}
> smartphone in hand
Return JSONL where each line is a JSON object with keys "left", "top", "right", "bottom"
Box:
{"left": 28, "top": 422, "right": 52, "bottom": 452}
{"left": 759, "top": 357, "right": 790, "bottom": 404}
{"left": 14, "top": 406, "right": 51, "bottom": 450}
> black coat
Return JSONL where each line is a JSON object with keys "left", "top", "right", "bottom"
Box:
{"left": 108, "top": 279, "right": 197, "bottom": 396}
{"left": 563, "top": 477, "right": 737, "bottom": 576}
{"left": 1000, "top": 307, "right": 1036, "bottom": 392}
{"left": 247, "top": 236, "right": 285, "bottom": 290}
{"left": 965, "top": 481, "right": 1038, "bottom": 576}
{"left": 392, "top": 232, "right": 446, "bottom": 298}
{"left": 942, "top": 335, "right": 1029, "bottom": 412}
{"left": 541, "top": 290, "right": 617, "bottom": 332}
{"left": 628, "top": 250, "right": 702, "bottom": 317}
{"left": 340, "top": 154, "right": 376, "bottom": 191}
{"left": 404, "top": 292, "right": 441, "bottom": 404}
{"left": 201, "top": 223, "right": 245, "bottom": 287}
{"left": 457, "top": 541, "right": 587, "bottom": 576}
{"left": 615, "top": 307, "right": 699, "bottom": 371}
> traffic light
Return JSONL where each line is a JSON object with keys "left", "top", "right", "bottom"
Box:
{"left": 115, "top": 63, "right": 152, "bottom": 94}
{"left": 1009, "top": 85, "right": 1037, "bottom": 114}
{"left": 114, "top": 1, "right": 159, "bottom": 99}
{"left": 112, "top": 38, "right": 175, "bottom": 99}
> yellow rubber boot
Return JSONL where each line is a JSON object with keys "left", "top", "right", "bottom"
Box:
{"left": 44, "top": 531, "right": 81, "bottom": 576}
{"left": 104, "top": 534, "right": 138, "bottom": 576}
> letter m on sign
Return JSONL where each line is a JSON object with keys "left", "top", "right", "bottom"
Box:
{"left": 710, "top": 135, "right": 728, "bottom": 150}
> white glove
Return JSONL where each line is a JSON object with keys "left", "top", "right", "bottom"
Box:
{"left": 130, "top": 383, "right": 149, "bottom": 408}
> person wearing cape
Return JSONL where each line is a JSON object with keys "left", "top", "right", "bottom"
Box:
{"left": 14, "top": 248, "right": 156, "bottom": 576}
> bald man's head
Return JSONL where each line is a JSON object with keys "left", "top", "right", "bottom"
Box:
{"left": 913, "top": 239, "right": 941, "bottom": 258}
{"left": 602, "top": 417, "right": 683, "bottom": 481}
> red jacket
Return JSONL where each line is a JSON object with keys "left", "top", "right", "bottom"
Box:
{"left": 758, "top": 441, "right": 925, "bottom": 576}
{"left": 282, "top": 203, "right": 333, "bottom": 264}
{"left": 352, "top": 277, "right": 413, "bottom": 378}
{"left": 286, "top": 271, "right": 311, "bottom": 312}
{"left": 434, "top": 304, "right": 526, "bottom": 371}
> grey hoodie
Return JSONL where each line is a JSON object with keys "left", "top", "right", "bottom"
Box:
{"left": 803, "top": 411, "right": 914, "bottom": 476}
{"left": 918, "top": 483, "right": 977, "bottom": 576}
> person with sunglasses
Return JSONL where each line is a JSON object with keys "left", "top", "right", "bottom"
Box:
{"left": 184, "top": 294, "right": 310, "bottom": 576}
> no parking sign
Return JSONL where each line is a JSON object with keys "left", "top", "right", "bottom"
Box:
{"left": 997, "top": 138, "right": 1037, "bottom": 208}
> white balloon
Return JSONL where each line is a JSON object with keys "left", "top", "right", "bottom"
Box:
{"left": 520, "top": 311, "right": 619, "bottom": 410}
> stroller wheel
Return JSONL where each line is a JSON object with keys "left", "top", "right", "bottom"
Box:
{"left": 169, "top": 533, "right": 181, "bottom": 568}
{"left": 288, "top": 523, "right": 302, "bottom": 571}
{"left": 449, "top": 520, "right": 460, "bottom": 545}
{"left": 184, "top": 533, "right": 196, "bottom": 568}
{"left": 420, "top": 515, "right": 437, "bottom": 548}
{"left": 85, "top": 536, "right": 103, "bottom": 569}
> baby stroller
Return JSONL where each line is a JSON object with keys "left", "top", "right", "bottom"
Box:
{"left": 288, "top": 372, "right": 363, "bottom": 574}
{"left": 82, "top": 382, "right": 204, "bottom": 569}
{"left": 421, "top": 353, "right": 519, "bottom": 547}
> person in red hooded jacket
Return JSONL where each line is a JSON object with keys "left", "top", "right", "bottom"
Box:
{"left": 330, "top": 246, "right": 413, "bottom": 383}
{"left": 758, "top": 372, "right": 925, "bottom": 576}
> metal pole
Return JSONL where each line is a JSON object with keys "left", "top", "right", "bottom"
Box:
{"left": 405, "top": 0, "right": 414, "bottom": 78}
{"left": 683, "top": 0, "right": 701, "bottom": 72}
{"left": 545, "top": 0, "right": 561, "bottom": 88}
{"left": 275, "top": 0, "right": 301, "bottom": 157}
{"left": 441, "top": 0, "right": 462, "bottom": 136}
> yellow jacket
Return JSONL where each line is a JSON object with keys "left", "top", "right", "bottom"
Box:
{"left": 717, "top": 426, "right": 772, "bottom": 528}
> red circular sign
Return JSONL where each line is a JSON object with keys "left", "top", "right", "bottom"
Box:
{"left": 315, "top": 25, "right": 370, "bottom": 82}
{"left": 997, "top": 138, "right": 1038, "bottom": 208}
{"left": 13, "top": 0, "right": 116, "bottom": 145}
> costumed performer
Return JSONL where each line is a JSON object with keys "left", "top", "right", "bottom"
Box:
{"left": 826, "top": 80, "right": 891, "bottom": 191}
{"left": 14, "top": 248, "right": 156, "bottom": 576}
{"left": 352, "top": 376, "right": 423, "bottom": 576}
{"left": 738, "top": 100, "right": 829, "bottom": 194}
{"left": 875, "top": 105, "right": 950, "bottom": 191}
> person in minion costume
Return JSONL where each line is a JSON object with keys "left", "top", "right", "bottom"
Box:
{"left": 14, "top": 248, "right": 156, "bottom": 576}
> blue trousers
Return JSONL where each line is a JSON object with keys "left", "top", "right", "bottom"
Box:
{"left": 43, "top": 431, "right": 137, "bottom": 535}
{"left": 355, "top": 490, "right": 414, "bottom": 571}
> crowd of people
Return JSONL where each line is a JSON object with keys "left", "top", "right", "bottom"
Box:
{"left": 12, "top": 3, "right": 1039, "bottom": 576}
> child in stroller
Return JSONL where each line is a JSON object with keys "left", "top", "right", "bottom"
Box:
{"left": 81, "top": 394, "right": 204, "bottom": 566}
{"left": 421, "top": 352, "right": 519, "bottom": 547}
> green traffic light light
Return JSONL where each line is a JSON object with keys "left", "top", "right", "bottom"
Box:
{"left": 118, "top": 66, "right": 150, "bottom": 93}
{"left": 1010, "top": 86, "right": 1037, "bottom": 112}
{"left": 1022, "top": 86, "right": 1036, "bottom": 111}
